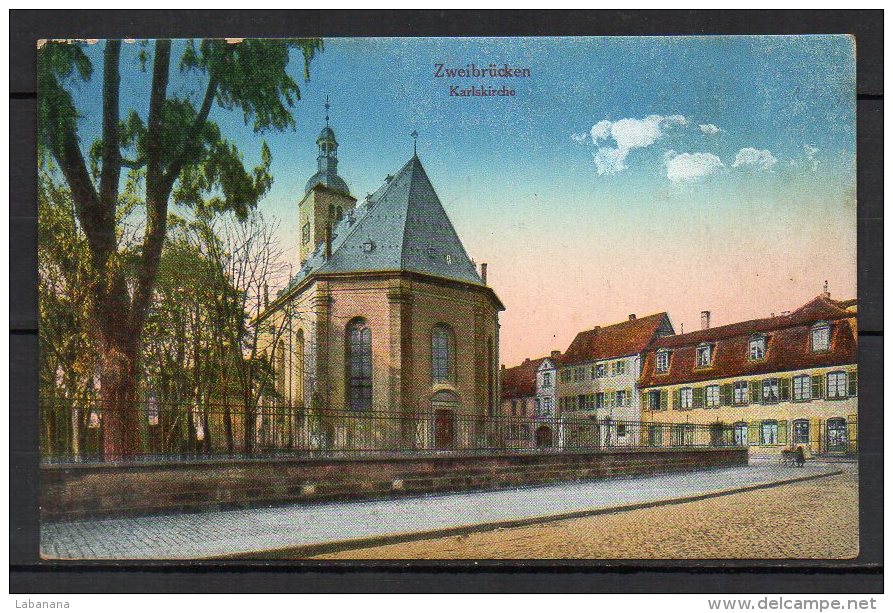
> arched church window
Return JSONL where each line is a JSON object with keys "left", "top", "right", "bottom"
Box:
{"left": 432, "top": 324, "right": 456, "bottom": 384}
{"left": 346, "top": 318, "right": 372, "bottom": 412}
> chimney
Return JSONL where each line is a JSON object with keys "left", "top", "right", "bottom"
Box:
{"left": 823, "top": 280, "right": 830, "bottom": 298}
{"left": 325, "top": 224, "right": 332, "bottom": 260}
{"left": 480, "top": 262, "right": 488, "bottom": 284}
{"left": 523, "top": 357, "right": 530, "bottom": 364}
{"left": 551, "top": 350, "right": 561, "bottom": 359}
{"left": 628, "top": 313, "right": 636, "bottom": 321}
{"left": 700, "top": 310, "right": 711, "bottom": 330}
{"left": 501, "top": 364, "right": 506, "bottom": 370}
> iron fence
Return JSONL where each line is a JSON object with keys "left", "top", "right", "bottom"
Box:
{"left": 39, "top": 399, "right": 741, "bottom": 464}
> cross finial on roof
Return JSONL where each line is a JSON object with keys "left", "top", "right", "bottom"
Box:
{"left": 324, "top": 95, "right": 330, "bottom": 126}
{"left": 411, "top": 130, "right": 418, "bottom": 155}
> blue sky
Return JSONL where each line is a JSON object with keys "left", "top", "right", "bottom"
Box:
{"left": 66, "top": 36, "right": 856, "bottom": 364}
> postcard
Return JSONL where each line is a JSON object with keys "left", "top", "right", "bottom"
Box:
{"left": 37, "top": 35, "right": 857, "bottom": 560}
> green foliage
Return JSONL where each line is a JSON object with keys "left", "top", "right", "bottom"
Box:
{"left": 181, "top": 38, "right": 323, "bottom": 132}
{"left": 37, "top": 37, "right": 322, "bottom": 455}
{"left": 36, "top": 41, "right": 92, "bottom": 158}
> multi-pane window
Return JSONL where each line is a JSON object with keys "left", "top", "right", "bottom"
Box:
{"left": 733, "top": 381, "right": 748, "bottom": 404}
{"left": 811, "top": 323, "right": 831, "bottom": 352}
{"left": 542, "top": 372, "right": 552, "bottom": 388}
{"left": 749, "top": 335, "right": 766, "bottom": 361}
{"left": 793, "top": 375, "right": 812, "bottom": 401}
{"left": 679, "top": 388, "right": 693, "bottom": 409}
{"left": 595, "top": 392, "right": 605, "bottom": 409}
{"left": 761, "top": 420, "right": 779, "bottom": 445}
{"left": 705, "top": 385, "right": 720, "bottom": 407}
{"left": 542, "top": 397, "right": 553, "bottom": 415}
{"left": 302, "top": 222, "right": 311, "bottom": 244}
{"left": 595, "top": 363, "right": 606, "bottom": 378}
{"left": 696, "top": 344, "right": 712, "bottom": 367}
{"left": 612, "top": 361, "right": 627, "bottom": 376}
{"left": 347, "top": 318, "right": 372, "bottom": 411}
{"left": 826, "top": 371, "right": 848, "bottom": 399}
{"left": 656, "top": 350, "right": 670, "bottom": 373}
{"left": 647, "top": 390, "right": 661, "bottom": 410}
{"left": 616, "top": 390, "right": 628, "bottom": 407}
{"left": 793, "top": 419, "right": 810, "bottom": 445}
{"left": 431, "top": 324, "right": 455, "bottom": 384}
{"left": 762, "top": 378, "right": 779, "bottom": 403}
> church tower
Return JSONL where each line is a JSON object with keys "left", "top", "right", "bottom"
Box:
{"left": 298, "top": 98, "right": 357, "bottom": 266}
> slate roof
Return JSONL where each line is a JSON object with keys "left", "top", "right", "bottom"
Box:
{"left": 305, "top": 169, "right": 350, "bottom": 195}
{"left": 500, "top": 357, "right": 548, "bottom": 400}
{"left": 559, "top": 313, "right": 673, "bottom": 366}
{"left": 281, "top": 154, "right": 486, "bottom": 298}
{"left": 639, "top": 295, "right": 857, "bottom": 388}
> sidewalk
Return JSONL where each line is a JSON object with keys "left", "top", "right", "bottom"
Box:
{"left": 41, "top": 463, "right": 840, "bottom": 560}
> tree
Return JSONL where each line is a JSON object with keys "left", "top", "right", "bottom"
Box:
{"left": 38, "top": 38, "right": 322, "bottom": 457}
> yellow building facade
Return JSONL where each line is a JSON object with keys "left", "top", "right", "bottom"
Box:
{"left": 639, "top": 295, "right": 857, "bottom": 455}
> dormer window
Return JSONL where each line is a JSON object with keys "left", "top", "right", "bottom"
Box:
{"left": 695, "top": 343, "right": 713, "bottom": 368}
{"left": 811, "top": 322, "right": 831, "bottom": 353}
{"left": 749, "top": 334, "right": 766, "bottom": 361}
{"left": 656, "top": 350, "right": 670, "bottom": 373}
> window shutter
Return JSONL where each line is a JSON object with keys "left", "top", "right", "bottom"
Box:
{"left": 848, "top": 370, "right": 858, "bottom": 397}
{"left": 779, "top": 377, "right": 791, "bottom": 401}
{"left": 720, "top": 384, "right": 732, "bottom": 406}
{"left": 748, "top": 421, "right": 761, "bottom": 445}
{"left": 777, "top": 420, "right": 788, "bottom": 446}
{"left": 641, "top": 392, "right": 648, "bottom": 408}
{"left": 749, "top": 380, "right": 761, "bottom": 404}
{"left": 847, "top": 414, "right": 857, "bottom": 453}
{"left": 810, "top": 417, "right": 822, "bottom": 451}
{"left": 660, "top": 390, "right": 668, "bottom": 411}
{"left": 812, "top": 374, "right": 824, "bottom": 400}
{"left": 672, "top": 389, "right": 680, "bottom": 410}
{"left": 692, "top": 387, "right": 704, "bottom": 409}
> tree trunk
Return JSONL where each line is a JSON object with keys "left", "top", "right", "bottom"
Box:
{"left": 99, "top": 336, "right": 141, "bottom": 460}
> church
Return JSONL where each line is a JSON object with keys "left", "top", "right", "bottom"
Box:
{"left": 256, "top": 108, "right": 504, "bottom": 450}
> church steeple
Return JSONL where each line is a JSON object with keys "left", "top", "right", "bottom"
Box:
{"left": 298, "top": 98, "right": 357, "bottom": 267}
{"left": 304, "top": 97, "right": 350, "bottom": 195}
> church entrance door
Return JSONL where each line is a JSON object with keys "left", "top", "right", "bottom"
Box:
{"left": 535, "top": 425, "right": 553, "bottom": 448}
{"left": 434, "top": 409, "right": 455, "bottom": 450}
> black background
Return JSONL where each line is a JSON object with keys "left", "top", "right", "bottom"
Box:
{"left": 9, "top": 9, "right": 883, "bottom": 593}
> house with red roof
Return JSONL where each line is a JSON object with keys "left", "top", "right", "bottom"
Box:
{"left": 638, "top": 293, "right": 857, "bottom": 456}
{"left": 556, "top": 312, "right": 675, "bottom": 445}
{"left": 500, "top": 351, "right": 561, "bottom": 448}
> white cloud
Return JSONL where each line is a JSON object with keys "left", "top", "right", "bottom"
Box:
{"left": 804, "top": 144, "right": 820, "bottom": 171}
{"left": 570, "top": 132, "right": 589, "bottom": 144}
{"left": 699, "top": 123, "right": 722, "bottom": 135}
{"left": 665, "top": 152, "right": 725, "bottom": 184}
{"left": 585, "top": 114, "right": 688, "bottom": 176}
{"left": 732, "top": 147, "right": 778, "bottom": 171}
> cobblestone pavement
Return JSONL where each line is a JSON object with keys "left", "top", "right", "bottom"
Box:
{"left": 317, "top": 462, "right": 858, "bottom": 560}
{"left": 41, "top": 463, "right": 846, "bottom": 560}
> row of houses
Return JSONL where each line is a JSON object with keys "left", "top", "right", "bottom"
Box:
{"left": 500, "top": 291, "right": 858, "bottom": 455}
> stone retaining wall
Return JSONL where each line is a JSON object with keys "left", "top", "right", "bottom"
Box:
{"left": 41, "top": 447, "right": 747, "bottom": 521}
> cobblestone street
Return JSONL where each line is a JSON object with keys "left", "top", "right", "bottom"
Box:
{"left": 40, "top": 463, "right": 853, "bottom": 560}
{"left": 317, "top": 462, "right": 858, "bottom": 560}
